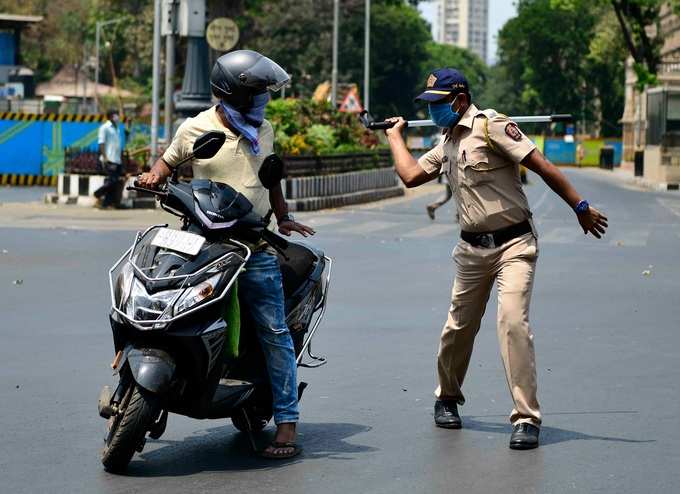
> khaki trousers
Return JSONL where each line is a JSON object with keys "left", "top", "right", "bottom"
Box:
{"left": 435, "top": 233, "right": 541, "bottom": 426}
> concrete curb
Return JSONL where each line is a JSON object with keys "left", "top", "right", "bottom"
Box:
{"left": 288, "top": 186, "right": 404, "bottom": 212}
{"left": 599, "top": 168, "right": 680, "bottom": 192}
{"left": 53, "top": 174, "right": 157, "bottom": 209}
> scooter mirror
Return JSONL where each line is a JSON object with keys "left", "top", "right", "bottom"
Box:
{"left": 193, "top": 131, "right": 227, "bottom": 160}
{"left": 258, "top": 154, "right": 286, "bottom": 190}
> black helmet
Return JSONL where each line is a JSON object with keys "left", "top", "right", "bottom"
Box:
{"left": 210, "top": 50, "right": 290, "bottom": 110}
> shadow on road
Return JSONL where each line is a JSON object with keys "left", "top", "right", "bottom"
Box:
{"left": 124, "top": 422, "right": 376, "bottom": 476}
{"left": 464, "top": 414, "right": 655, "bottom": 447}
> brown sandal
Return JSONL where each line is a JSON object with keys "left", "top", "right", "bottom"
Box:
{"left": 259, "top": 441, "right": 303, "bottom": 459}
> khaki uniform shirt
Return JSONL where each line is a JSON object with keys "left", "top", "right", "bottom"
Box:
{"left": 418, "top": 104, "right": 536, "bottom": 233}
{"left": 163, "top": 106, "right": 275, "bottom": 226}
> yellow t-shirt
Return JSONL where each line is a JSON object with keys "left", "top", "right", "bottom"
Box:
{"left": 162, "top": 105, "right": 275, "bottom": 224}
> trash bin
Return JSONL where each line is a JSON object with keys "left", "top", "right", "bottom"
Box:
{"left": 599, "top": 146, "right": 615, "bottom": 170}
{"left": 634, "top": 150, "right": 644, "bottom": 177}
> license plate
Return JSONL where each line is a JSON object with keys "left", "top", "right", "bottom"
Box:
{"left": 151, "top": 228, "right": 206, "bottom": 256}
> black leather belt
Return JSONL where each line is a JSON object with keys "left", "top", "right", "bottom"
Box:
{"left": 461, "top": 220, "right": 532, "bottom": 248}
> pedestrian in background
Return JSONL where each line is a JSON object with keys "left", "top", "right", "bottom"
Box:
{"left": 384, "top": 68, "right": 608, "bottom": 450}
{"left": 94, "top": 109, "right": 123, "bottom": 209}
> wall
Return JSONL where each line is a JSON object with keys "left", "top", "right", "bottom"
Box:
{"left": 0, "top": 113, "right": 129, "bottom": 176}
{"left": 542, "top": 138, "right": 623, "bottom": 166}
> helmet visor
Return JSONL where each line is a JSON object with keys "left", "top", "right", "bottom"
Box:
{"left": 241, "top": 56, "right": 291, "bottom": 92}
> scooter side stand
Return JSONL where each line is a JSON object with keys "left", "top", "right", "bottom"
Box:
{"left": 239, "top": 408, "right": 260, "bottom": 453}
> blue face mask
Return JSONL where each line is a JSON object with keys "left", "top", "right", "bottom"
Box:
{"left": 428, "top": 102, "right": 461, "bottom": 128}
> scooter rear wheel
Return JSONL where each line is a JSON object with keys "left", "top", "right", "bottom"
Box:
{"left": 101, "top": 384, "right": 160, "bottom": 473}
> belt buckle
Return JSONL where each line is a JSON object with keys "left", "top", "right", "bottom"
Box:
{"left": 478, "top": 233, "right": 495, "bottom": 248}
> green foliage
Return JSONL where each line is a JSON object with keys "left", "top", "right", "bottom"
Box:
{"left": 491, "top": 0, "right": 626, "bottom": 136}
{"left": 265, "top": 98, "right": 378, "bottom": 156}
{"left": 609, "top": 0, "right": 663, "bottom": 89}
{"left": 244, "top": 0, "right": 433, "bottom": 119}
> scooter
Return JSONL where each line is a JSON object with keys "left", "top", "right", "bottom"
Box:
{"left": 97, "top": 131, "right": 332, "bottom": 472}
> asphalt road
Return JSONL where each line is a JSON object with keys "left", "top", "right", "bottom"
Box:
{"left": 1, "top": 169, "right": 679, "bottom": 493}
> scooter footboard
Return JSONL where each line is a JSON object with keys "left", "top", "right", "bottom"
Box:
{"left": 128, "top": 348, "right": 176, "bottom": 394}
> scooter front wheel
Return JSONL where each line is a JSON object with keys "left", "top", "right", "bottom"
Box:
{"left": 101, "top": 384, "right": 160, "bottom": 473}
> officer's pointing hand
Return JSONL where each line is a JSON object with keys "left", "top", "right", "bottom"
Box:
{"left": 384, "top": 117, "right": 407, "bottom": 138}
{"left": 577, "top": 206, "right": 608, "bottom": 239}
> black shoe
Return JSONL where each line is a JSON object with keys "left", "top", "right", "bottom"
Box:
{"left": 509, "top": 423, "right": 540, "bottom": 450}
{"left": 434, "top": 400, "right": 462, "bottom": 429}
{"left": 426, "top": 205, "right": 436, "bottom": 220}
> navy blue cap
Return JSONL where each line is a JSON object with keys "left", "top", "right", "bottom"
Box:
{"left": 415, "top": 68, "right": 469, "bottom": 103}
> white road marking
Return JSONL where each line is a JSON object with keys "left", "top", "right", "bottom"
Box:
{"left": 335, "top": 220, "right": 399, "bottom": 235}
{"left": 403, "top": 223, "right": 457, "bottom": 238}
{"left": 531, "top": 187, "right": 550, "bottom": 213}
{"left": 304, "top": 216, "right": 345, "bottom": 227}
{"left": 657, "top": 198, "right": 680, "bottom": 219}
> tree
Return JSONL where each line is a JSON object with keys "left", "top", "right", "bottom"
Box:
{"left": 491, "top": 0, "right": 626, "bottom": 136}
{"left": 243, "top": 0, "right": 432, "bottom": 119}
{"left": 610, "top": 0, "right": 663, "bottom": 89}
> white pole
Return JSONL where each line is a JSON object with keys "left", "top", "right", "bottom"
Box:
{"left": 364, "top": 0, "right": 370, "bottom": 112}
{"left": 151, "top": 0, "right": 162, "bottom": 164}
{"left": 163, "top": 0, "right": 176, "bottom": 144}
{"left": 331, "top": 0, "right": 339, "bottom": 108}
{"left": 95, "top": 23, "right": 100, "bottom": 113}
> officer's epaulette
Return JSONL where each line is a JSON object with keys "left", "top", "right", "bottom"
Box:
{"left": 479, "top": 109, "right": 501, "bottom": 153}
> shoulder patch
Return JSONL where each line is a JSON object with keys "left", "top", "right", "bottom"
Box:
{"left": 505, "top": 123, "right": 522, "bottom": 141}
{"left": 442, "top": 155, "right": 449, "bottom": 163}
{"left": 480, "top": 109, "right": 498, "bottom": 119}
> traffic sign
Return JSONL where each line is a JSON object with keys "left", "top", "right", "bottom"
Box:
{"left": 206, "top": 17, "right": 240, "bottom": 52}
{"left": 339, "top": 86, "right": 364, "bottom": 113}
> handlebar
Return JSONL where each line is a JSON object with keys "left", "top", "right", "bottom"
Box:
{"left": 126, "top": 180, "right": 167, "bottom": 197}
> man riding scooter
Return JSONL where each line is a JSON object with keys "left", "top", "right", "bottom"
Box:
{"left": 138, "top": 50, "right": 314, "bottom": 459}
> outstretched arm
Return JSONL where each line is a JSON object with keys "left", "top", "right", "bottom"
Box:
{"left": 522, "top": 150, "right": 608, "bottom": 238}
{"left": 384, "top": 117, "right": 438, "bottom": 188}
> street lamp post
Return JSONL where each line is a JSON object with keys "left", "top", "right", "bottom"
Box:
{"left": 364, "top": 0, "right": 370, "bottom": 112}
{"left": 151, "top": 0, "right": 162, "bottom": 163}
{"left": 331, "top": 0, "right": 339, "bottom": 108}
{"left": 94, "top": 17, "right": 125, "bottom": 114}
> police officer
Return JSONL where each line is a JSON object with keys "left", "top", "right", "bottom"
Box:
{"left": 384, "top": 68, "right": 608, "bottom": 450}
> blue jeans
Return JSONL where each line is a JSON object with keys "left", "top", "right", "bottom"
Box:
{"left": 238, "top": 251, "right": 299, "bottom": 424}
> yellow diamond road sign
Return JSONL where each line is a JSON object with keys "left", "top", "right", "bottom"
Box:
{"left": 206, "top": 17, "right": 240, "bottom": 52}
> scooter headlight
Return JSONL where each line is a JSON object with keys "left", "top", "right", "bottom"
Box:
{"left": 174, "top": 273, "right": 222, "bottom": 315}
{"left": 124, "top": 279, "right": 181, "bottom": 322}
{"left": 114, "top": 262, "right": 135, "bottom": 308}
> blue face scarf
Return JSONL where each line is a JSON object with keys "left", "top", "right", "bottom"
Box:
{"left": 428, "top": 102, "right": 461, "bottom": 129}
{"left": 220, "top": 92, "right": 270, "bottom": 154}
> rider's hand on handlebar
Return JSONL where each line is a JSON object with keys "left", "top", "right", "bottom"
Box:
{"left": 384, "top": 117, "right": 407, "bottom": 138}
{"left": 137, "top": 171, "right": 165, "bottom": 189}
{"left": 278, "top": 220, "right": 316, "bottom": 238}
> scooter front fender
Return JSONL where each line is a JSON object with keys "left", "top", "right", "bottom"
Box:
{"left": 128, "top": 348, "right": 176, "bottom": 394}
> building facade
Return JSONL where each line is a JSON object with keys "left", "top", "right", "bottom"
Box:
{"left": 436, "top": 0, "right": 488, "bottom": 62}
{"left": 621, "top": 3, "right": 680, "bottom": 185}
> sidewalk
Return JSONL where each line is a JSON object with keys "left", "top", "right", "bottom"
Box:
{"left": 603, "top": 167, "right": 680, "bottom": 192}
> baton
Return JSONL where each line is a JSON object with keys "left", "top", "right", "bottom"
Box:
{"left": 359, "top": 111, "right": 573, "bottom": 131}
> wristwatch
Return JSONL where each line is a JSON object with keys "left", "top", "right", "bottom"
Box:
{"left": 278, "top": 213, "right": 295, "bottom": 225}
{"left": 574, "top": 200, "right": 589, "bottom": 214}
